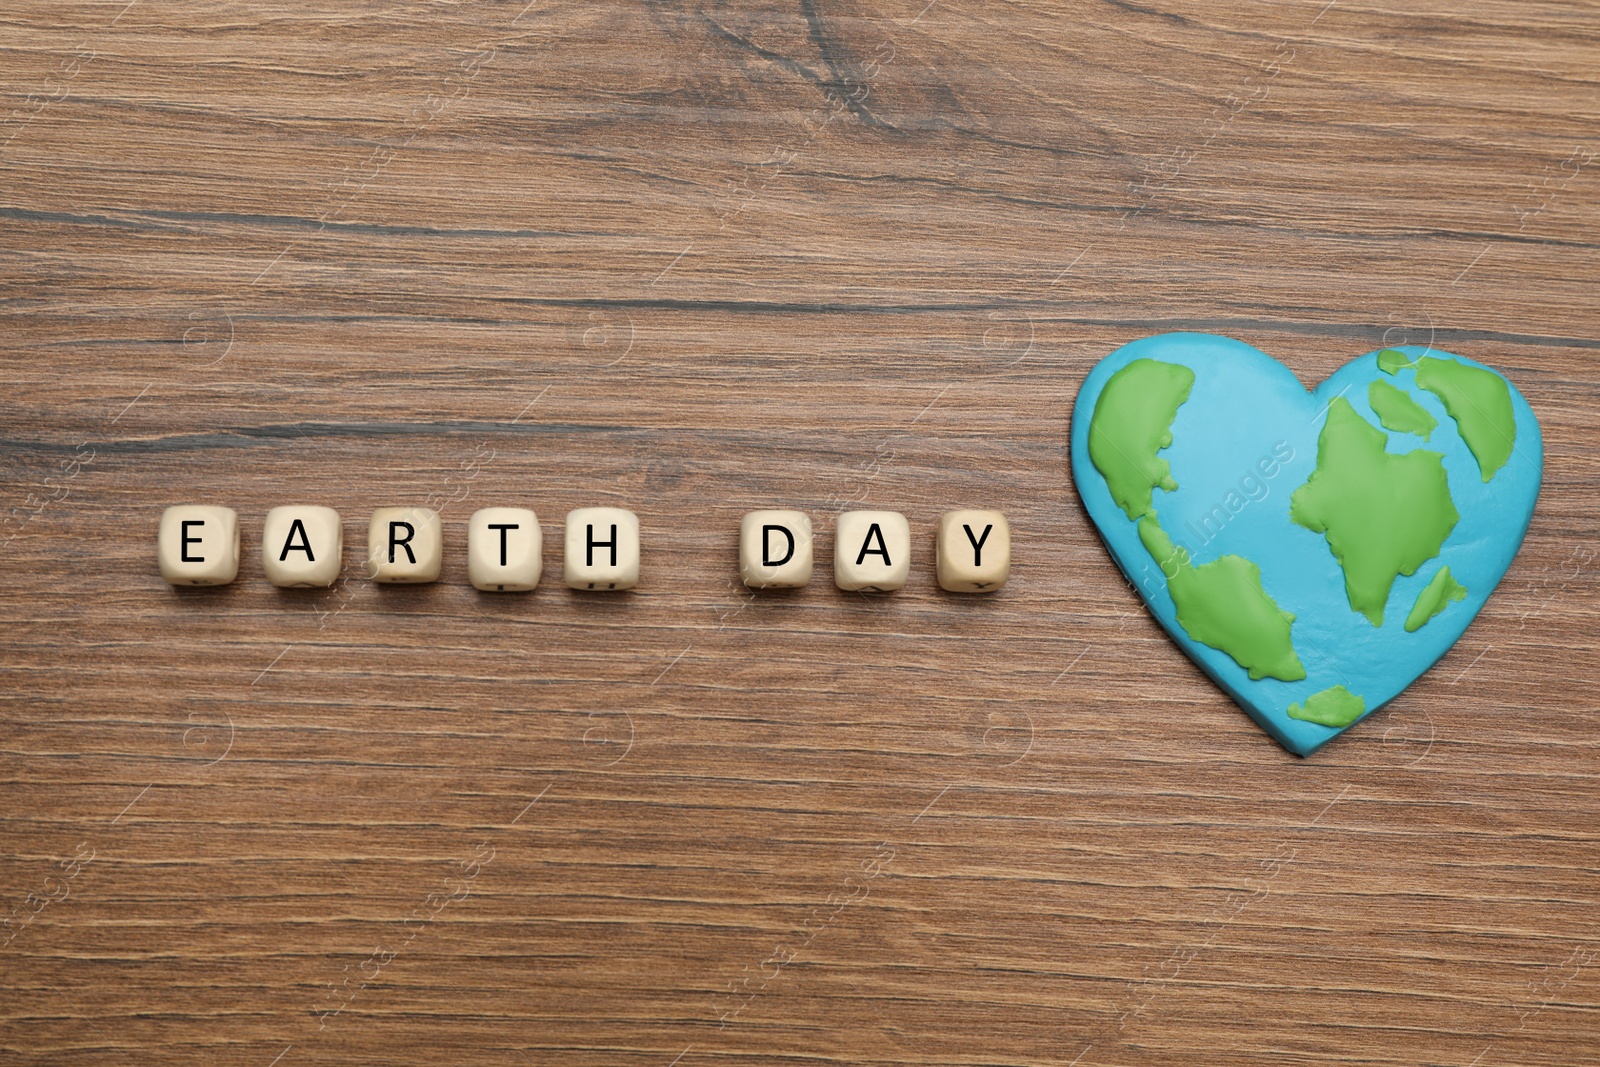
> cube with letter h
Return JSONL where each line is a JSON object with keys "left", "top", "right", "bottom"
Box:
{"left": 564, "top": 507, "right": 639, "bottom": 590}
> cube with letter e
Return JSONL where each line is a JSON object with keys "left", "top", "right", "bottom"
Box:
{"left": 158, "top": 505, "right": 240, "bottom": 586}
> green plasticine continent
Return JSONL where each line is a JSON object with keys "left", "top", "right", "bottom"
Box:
{"left": 1404, "top": 566, "right": 1468, "bottom": 633}
{"left": 1414, "top": 356, "right": 1517, "bottom": 482}
{"left": 1377, "top": 348, "right": 1414, "bottom": 375}
{"left": 1088, "top": 358, "right": 1195, "bottom": 520}
{"left": 1291, "top": 398, "right": 1459, "bottom": 627}
{"left": 1137, "top": 515, "right": 1307, "bottom": 682}
{"left": 1368, "top": 380, "right": 1437, "bottom": 440}
{"left": 1286, "top": 685, "right": 1367, "bottom": 728}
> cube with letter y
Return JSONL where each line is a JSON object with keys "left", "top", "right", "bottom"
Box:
{"left": 936, "top": 509, "right": 1010, "bottom": 593}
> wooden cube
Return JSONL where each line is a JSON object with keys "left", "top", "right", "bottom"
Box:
{"left": 158, "top": 505, "right": 240, "bottom": 586}
{"left": 936, "top": 509, "right": 1010, "bottom": 592}
{"left": 468, "top": 507, "right": 541, "bottom": 591}
{"left": 262, "top": 506, "right": 342, "bottom": 588}
{"left": 740, "top": 510, "right": 813, "bottom": 588}
{"left": 564, "top": 507, "right": 639, "bottom": 590}
{"left": 834, "top": 510, "right": 910, "bottom": 592}
{"left": 367, "top": 507, "right": 442, "bottom": 584}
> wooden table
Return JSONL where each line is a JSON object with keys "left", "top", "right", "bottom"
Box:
{"left": 3, "top": 2, "right": 1596, "bottom": 1064}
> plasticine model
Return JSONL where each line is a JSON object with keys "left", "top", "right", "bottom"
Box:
{"left": 1070, "top": 332, "right": 1542, "bottom": 756}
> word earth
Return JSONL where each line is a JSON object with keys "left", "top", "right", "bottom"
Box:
{"left": 157, "top": 506, "right": 1012, "bottom": 595}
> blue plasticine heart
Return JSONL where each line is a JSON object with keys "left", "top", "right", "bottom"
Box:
{"left": 1069, "top": 333, "right": 1542, "bottom": 756}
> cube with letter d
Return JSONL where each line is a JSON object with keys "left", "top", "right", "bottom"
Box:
{"left": 740, "top": 510, "right": 812, "bottom": 589}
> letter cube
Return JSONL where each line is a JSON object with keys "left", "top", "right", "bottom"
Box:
{"left": 834, "top": 510, "right": 910, "bottom": 592}
{"left": 740, "top": 510, "right": 813, "bottom": 589}
{"left": 158, "top": 505, "right": 240, "bottom": 586}
{"left": 262, "top": 506, "right": 342, "bottom": 588}
{"left": 564, "top": 507, "right": 639, "bottom": 590}
{"left": 468, "top": 507, "right": 542, "bottom": 591}
{"left": 367, "top": 507, "right": 442, "bottom": 583}
{"left": 936, "top": 509, "right": 1010, "bottom": 592}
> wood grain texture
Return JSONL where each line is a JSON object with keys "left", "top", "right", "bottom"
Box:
{"left": 2, "top": 1, "right": 1597, "bottom": 1064}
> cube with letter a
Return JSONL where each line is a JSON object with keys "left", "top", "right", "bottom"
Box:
{"left": 834, "top": 510, "right": 910, "bottom": 592}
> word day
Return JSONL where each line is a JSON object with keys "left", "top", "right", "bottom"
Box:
{"left": 157, "top": 505, "right": 1012, "bottom": 595}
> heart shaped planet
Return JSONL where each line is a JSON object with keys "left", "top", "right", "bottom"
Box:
{"left": 1069, "top": 333, "right": 1543, "bottom": 755}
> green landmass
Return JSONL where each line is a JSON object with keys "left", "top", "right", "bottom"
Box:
{"left": 1087, "top": 357, "right": 1305, "bottom": 684}
{"left": 1286, "top": 685, "right": 1367, "bottom": 728}
{"left": 1414, "top": 356, "right": 1517, "bottom": 482}
{"left": 1088, "top": 358, "right": 1195, "bottom": 520}
{"left": 1137, "top": 515, "right": 1307, "bottom": 682}
{"left": 1291, "top": 397, "right": 1459, "bottom": 626}
{"left": 1377, "top": 348, "right": 1414, "bottom": 375}
{"left": 1404, "top": 566, "right": 1468, "bottom": 633}
{"left": 1368, "top": 379, "right": 1437, "bottom": 440}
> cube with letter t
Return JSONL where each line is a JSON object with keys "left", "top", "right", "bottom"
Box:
{"left": 468, "top": 507, "right": 542, "bottom": 592}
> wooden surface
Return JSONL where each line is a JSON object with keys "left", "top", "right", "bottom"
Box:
{"left": 3, "top": 2, "right": 1598, "bottom": 1064}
